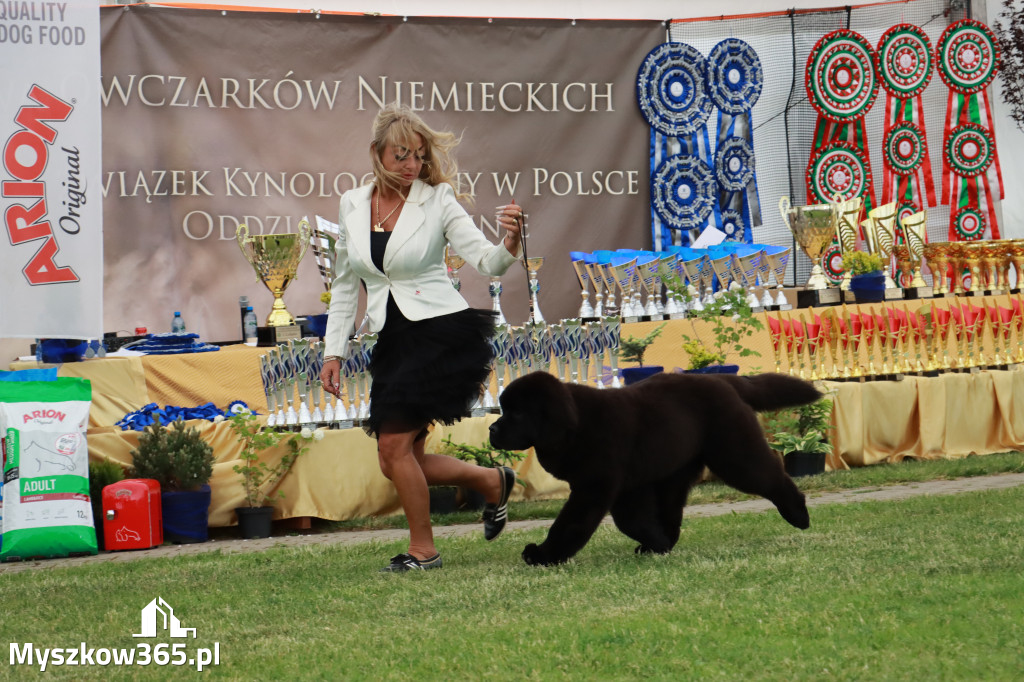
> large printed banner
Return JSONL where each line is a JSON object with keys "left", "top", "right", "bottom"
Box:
{"left": 98, "top": 7, "right": 662, "bottom": 342}
{"left": 0, "top": 0, "right": 103, "bottom": 340}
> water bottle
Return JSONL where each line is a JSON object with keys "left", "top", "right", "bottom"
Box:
{"left": 171, "top": 311, "right": 186, "bottom": 333}
{"left": 239, "top": 295, "right": 250, "bottom": 340}
{"left": 243, "top": 306, "right": 258, "bottom": 346}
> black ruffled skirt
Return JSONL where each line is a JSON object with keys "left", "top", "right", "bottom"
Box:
{"left": 364, "top": 295, "right": 497, "bottom": 438}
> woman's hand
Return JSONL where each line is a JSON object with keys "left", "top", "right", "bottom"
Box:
{"left": 320, "top": 356, "right": 342, "bottom": 397}
{"left": 496, "top": 201, "right": 524, "bottom": 257}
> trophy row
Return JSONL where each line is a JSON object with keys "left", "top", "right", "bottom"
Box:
{"left": 564, "top": 245, "right": 794, "bottom": 322}
{"left": 257, "top": 318, "right": 626, "bottom": 430}
{"left": 781, "top": 195, "right": 1024, "bottom": 300}
{"left": 765, "top": 297, "right": 1024, "bottom": 382}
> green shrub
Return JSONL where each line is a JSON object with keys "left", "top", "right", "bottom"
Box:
{"left": 130, "top": 418, "right": 214, "bottom": 491}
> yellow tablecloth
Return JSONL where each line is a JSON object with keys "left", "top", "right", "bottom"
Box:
{"left": 11, "top": 308, "right": 1024, "bottom": 526}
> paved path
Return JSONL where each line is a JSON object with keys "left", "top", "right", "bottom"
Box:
{"left": 4, "top": 472, "right": 1024, "bottom": 575}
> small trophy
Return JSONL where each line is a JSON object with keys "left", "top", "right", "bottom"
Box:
{"left": 523, "top": 256, "right": 545, "bottom": 324}
{"left": 236, "top": 219, "right": 312, "bottom": 343}
{"left": 763, "top": 246, "right": 793, "bottom": 310}
{"left": 603, "top": 316, "right": 622, "bottom": 388}
{"left": 659, "top": 256, "right": 683, "bottom": 317}
{"left": 444, "top": 244, "right": 466, "bottom": 292}
{"left": 585, "top": 260, "right": 607, "bottom": 317}
{"left": 636, "top": 256, "right": 663, "bottom": 318}
{"left": 734, "top": 250, "right": 764, "bottom": 311}
{"left": 778, "top": 197, "right": 841, "bottom": 306}
{"left": 922, "top": 242, "right": 950, "bottom": 295}
{"left": 610, "top": 258, "right": 639, "bottom": 321}
{"left": 1008, "top": 241, "right": 1024, "bottom": 292}
{"left": 900, "top": 210, "right": 932, "bottom": 297}
{"left": 570, "top": 252, "right": 596, "bottom": 319}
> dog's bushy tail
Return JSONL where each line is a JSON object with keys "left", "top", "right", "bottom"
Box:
{"left": 717, "top": 373, "right": 822, "bottom": 412}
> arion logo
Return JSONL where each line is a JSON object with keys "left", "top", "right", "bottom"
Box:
{"left": 133, "top": 598, "right": 196, "bottom": 639}
{"left": 2, "top": 85, "right": 79, "bottom": 285}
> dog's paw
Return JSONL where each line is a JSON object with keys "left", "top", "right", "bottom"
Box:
{"left": 522, "top": 543, "right": 568, "bottom": 566}
{"left": 634, "top": 543, "right": 671, "bottom": 555}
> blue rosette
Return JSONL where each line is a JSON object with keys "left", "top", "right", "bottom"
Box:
{"left": 707, "top": 37, "right": 764, "bottom": 239}
{"left": 636, "top": 42, "right": 713, "bottom": 137}
{"left": 651, "top": 155, "right": 716, "bottom": 231}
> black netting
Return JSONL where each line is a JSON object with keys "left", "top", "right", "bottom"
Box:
{"left": 668, "top": 0, "right": 969, "bottom": 286}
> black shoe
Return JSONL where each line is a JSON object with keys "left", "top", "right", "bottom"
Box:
{"left": 483, "top": 466, "right": 515, "bottom": 541}
{"left": 379, "top": 553, "right": 443, "bottom": 573}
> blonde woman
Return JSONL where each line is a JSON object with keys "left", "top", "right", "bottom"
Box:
{"left": 320, "top": 104, "right": 524, "bottom": 572}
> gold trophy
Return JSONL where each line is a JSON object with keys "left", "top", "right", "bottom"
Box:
{"left": 444, "top": 244, "right": 466, "bottom": 291}
{"left": 900, "top": 210, "right": 931, "bottom": 295}
{"left": 962, "top": 241, "right": 988, "bottom": 294}
{"left": 236, "top": 219, "right": 312, "bottom": 338}
{"left": 1008, "top": 240, "right": 1024, "bottom": 292}
{"left": 832, "top": 193, "right": 863, "bottom": 292}
{"left": 922, "top": 242, "right": 950, "bottom": 295}
{"left": 778, "top": 196, "right": 840, "bottom": 305}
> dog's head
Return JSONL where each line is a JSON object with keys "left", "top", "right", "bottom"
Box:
{"left": 489, "top": 372, "right": 578, "bottom": 452}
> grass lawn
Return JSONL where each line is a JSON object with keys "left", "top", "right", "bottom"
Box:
{"left": 2, "top": 480, "right": 1023, "bottom": 679}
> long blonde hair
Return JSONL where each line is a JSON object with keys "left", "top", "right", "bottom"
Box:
{"left": 369, "top": 104, "right": 464, "bottom": 198}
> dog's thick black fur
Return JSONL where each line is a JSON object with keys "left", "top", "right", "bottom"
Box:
{"left": 488, "top": 371, "right": 822, "bottom": 566}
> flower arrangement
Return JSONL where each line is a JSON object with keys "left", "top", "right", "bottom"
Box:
{"left": 842, "top": 250, "right": 885, "bottom": 275}
{"left": 224, "top": 411, "right": 321, "bottom": 508}
{"left": 440, "top": 435, "right": 526, "bottom": 469}
{"left": 320, "top": 291, "right": 332, "bottom": 309}
{"left": 763, "top": 397, "right": 834, "bottom": 457}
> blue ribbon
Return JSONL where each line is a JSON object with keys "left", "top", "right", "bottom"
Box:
{"left": 116, "top": 401, "right": 253, "bottom": 431}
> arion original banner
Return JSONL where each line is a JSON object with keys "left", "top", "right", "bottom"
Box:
{"left": 98, "top": 7, "right": 663, "bottom": 341}
{"left": 0, "top": 0, "right": 103, "bottom": 340}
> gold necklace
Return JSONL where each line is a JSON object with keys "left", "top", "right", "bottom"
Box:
{"left": 373, "top": 190, "right": 404, "bottom": 232}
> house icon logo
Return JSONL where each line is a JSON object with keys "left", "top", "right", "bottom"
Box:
{"left": 133, "top": 597, "right": 197, "bottom": 638}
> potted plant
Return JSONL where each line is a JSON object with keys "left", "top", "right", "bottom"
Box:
{"left": 440, "top": 435, "right": 526, "bottom": 511}
{"left": 224, "top": 411, "right": 319, "bottom": 539}
{"left": 843, "top": 250, "right": 886, "bottom": 303}
{"left": 88, "top": 458, "right": 126, "bottom": 551}
{"left": 764, "top": 397, "right": 834, "bottom": 477}
{"left": 618, "top": 322, "right": 667, "bottom": 385}
{"left": 679, "top": 287, "right": 763, "bottom": 373}
{"left": 130, "top": 417, "right": 215, "bottom": 544}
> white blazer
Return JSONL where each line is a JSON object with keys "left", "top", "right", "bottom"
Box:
{"left": 323, "top": 179, "right": 519, "bottom": 358}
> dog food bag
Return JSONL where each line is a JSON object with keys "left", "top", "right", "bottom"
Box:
{"left": 0, "top": 378, "right": 97, "bottom": 560}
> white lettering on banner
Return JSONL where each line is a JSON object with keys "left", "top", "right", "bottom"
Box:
{"left": 222, "top": 169, "right": 371, "bottom": 198}
{"left": 100, "top": 170, "right": 213, "bottom": 201}
{"left": 532, "top": 168, "right": 640, "bottom": 197}
{"left": 100, "top": 72, "right": 343, "bottom": 110}
{"left": 357, "top": 76, "right": 615, "bottom": 113}
{"left": 1, "top": 84, "right": 79, "bottom": 284}
{"left": 182, "top": 211, "right": 297, "bottom": 241}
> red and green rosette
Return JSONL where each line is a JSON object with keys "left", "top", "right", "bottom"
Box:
{"left": 936, "top": 18, "right": 1003, "bottom": 241}
{"left": 876, "top": 24, "right": 937, "bottom": 225}
{"left": 805, "top": 29, "right": 879, "bottom": 212}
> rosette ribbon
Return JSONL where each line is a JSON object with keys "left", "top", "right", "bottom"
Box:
{"left": 637, "top": 42, "right": 716, "bottom": 250}
{"left": 877, "top": 24, "right": 938, "bottom": 230}
{"left": 805, "top": 29, "right": 880, "bottom": 213}
{"left": 707, "top": 38, "right": 763, "bottom": 243}
{"left": 936, "top": 19, "right": 1004, "bottom": 241}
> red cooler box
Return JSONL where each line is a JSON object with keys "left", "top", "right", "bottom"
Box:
{"left": 102, "top": 479, "right": 163, "bottom": 550}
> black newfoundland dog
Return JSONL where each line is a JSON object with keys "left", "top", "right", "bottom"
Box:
{"left": 488, "top": 371, "right": 822, "bottom": 566}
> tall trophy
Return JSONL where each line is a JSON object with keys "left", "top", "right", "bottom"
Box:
{"left": 236, "top": 219, "right": 312, "bottom": 342}
{"left": 778, "top": 197, "right": 840, "bottom": 306}
{"left": 922, "top": 242, "right": 951, "bottom": 296}
{"left": 832, "top": 194, "right": 863, "bottom": 292}
{"left": 900, "top": 210, "right": 932, "bottom": 297}
{"left": 864, "top": 202, "right": 900, "bottom": 293}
